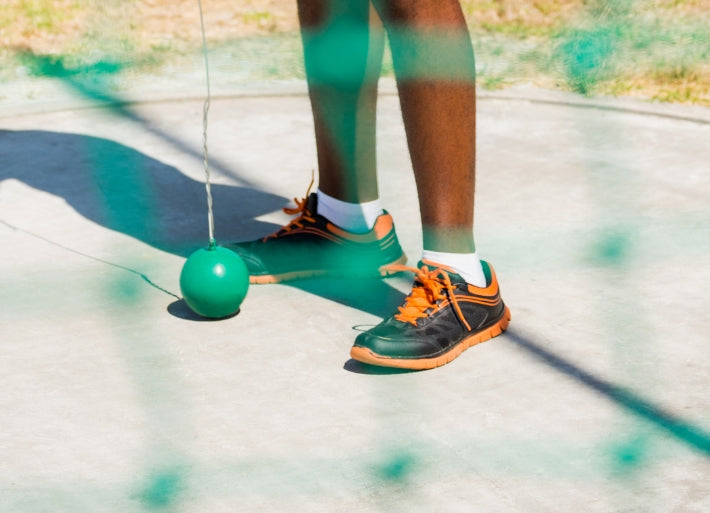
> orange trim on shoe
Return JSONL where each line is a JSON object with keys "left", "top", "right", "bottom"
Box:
{"left": 326, "top": 212, "right": 395, "bottom": 243}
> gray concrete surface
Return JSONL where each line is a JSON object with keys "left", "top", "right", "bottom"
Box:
{"left": 1, "top": 81, "right": 709, "bottom": 513}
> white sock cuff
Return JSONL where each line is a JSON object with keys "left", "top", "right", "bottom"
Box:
{"left": 421, "top": 249, "right": 487, "bottom": 288}
{"left": 316, "top": 189, "right": 384, "bottom": 234}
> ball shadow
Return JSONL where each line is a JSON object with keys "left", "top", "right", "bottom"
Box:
{"left": 167, "top": 299, "right": 242, "bottom": 321}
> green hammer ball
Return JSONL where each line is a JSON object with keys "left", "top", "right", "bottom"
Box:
{"left": 180, "top": 245, "right": 249, "bottom": 319}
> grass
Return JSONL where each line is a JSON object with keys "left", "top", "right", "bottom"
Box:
{"left": 460, "top": 0, "right": 710, "bottom": 104}
{"left": 0, "top": 0, "right": 85, "bottom": 35}
{"left": 462, "top": 0, "right": 584, "bottom": 38}
{"left": 0, "top": 0, "right": 708, "bottom": 105}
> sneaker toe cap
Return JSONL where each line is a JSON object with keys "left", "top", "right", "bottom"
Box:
{"left": 353, "top": 324, "right": 445, "bottom": 360}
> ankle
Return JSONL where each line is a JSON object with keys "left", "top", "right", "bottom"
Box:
{"left": 316, "top": 189, "right": 384, "bottom": 234}
{"left": 421, "top": 249, "right": 487, "bottom": 288}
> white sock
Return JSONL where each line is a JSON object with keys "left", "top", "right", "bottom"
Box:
{"left": 316, "top": 189, "right": 384, "bottom": 234}
{"left": 421, "top": 249, "right": 488, "bottom": 288}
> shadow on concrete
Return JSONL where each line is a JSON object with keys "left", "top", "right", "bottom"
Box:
{"left": 3, "top": 53, "right": 416, "bottom": 318}
{"left": 0, "top": 129, "right": 286, "bottom": 257}
{"left": 343, "top": 358, "right": 420, "bottom": 375}
{"left": 0, "top": 130, "right": 413, "bottom": 318}
{"left": 287, "top": 276, "right": 408, "bottom": 320}
{"left": 342, "top": 326, "right": 710, "bottom": 454}
{"left": 167, "top": 277, "right": 407, "bottom": 321}
{"left": 166, "top": 299, "right": 243, "bottom": 321}
{"left": 506, "top": 329, "right": 710, "bottom": 458}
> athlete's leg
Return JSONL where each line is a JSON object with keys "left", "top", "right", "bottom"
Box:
{"left": 351, "top": 0, "right": 511, "bottom": 369}
{"left": 227, "top": 1, "right": 406, "bottom": 283}
{"left": 297, "top": 0, "right": 384, "bottom": 203}
{"left": 373, "top": 0, "right": 478, "bottom": 254}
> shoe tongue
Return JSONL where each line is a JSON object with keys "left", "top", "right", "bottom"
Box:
{"left": 306, "top": 193, "right": 318, "bottom": 214}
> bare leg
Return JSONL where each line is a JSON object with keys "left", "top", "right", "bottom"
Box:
{"left": 297, "top": 0, "right": 384, "bottom": 203}
{"left": 373, "top": 0, "right": 477, "bottom": 253}
{"left": 228, "top": 3, "right": 406, "bottom": 282}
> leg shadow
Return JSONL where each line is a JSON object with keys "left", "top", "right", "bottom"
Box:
{"left": 286, "top": 275, "right": 408, "bottom": 319}
{"left": 1, "top": 129, "right": 415, "bottom": 319}
{"left": 0, "top": 129, "right": 287, "bottom": 256}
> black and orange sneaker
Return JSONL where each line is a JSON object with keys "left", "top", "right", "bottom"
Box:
{"left": 350, "top": 260, "right": 511, "bottom": 370}
{"left": 227, "top": 191, "right": 407, "bottom": 284}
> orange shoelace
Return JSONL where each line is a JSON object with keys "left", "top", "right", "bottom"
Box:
{"left": 262, "top": 176, "right": 316, "bottom": 241}
{"left": 390, "top": 264, "right": 472, "bottom": 331}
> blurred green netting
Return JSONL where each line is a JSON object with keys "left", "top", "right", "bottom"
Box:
{"left": 1, "top": 1, "right": 709, "bottom": 512}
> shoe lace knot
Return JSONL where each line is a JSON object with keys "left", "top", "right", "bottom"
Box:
{"left": 392, "top": 265, "right": 472, "bottom": 331}
{"left": 263, "top": 176, "right": 316, "bottom": 241}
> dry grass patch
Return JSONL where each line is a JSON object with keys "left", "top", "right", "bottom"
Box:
{"left": 0, "top": 0, "right": 708, "bottom": 105}
{"left": 0, "top": 0, "right": 89, "bottom": 53}
{"left": 1, "top": 0, "right": 298, "bottom": 58}
{"left": 462, "top": 0, "right": 585, "bottom": 36}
